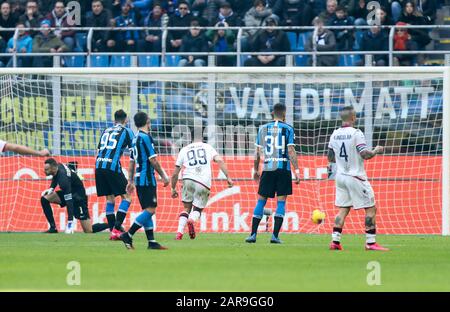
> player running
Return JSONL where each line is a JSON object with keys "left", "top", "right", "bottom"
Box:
{"left": 40, "top": 158, "right": 109, "bottom": 234}
{"left": 170, "top": 139, "right": 233, "bottom": 240}
{"left": 95, "top": 110, "right": 134, "bottom": 241}
{"left": 246, "top": 103, "right": 300, "bottom": 244}
{"left": 327, "top": 106, "right": 388, "bottom": 251}
{"left": 120, "top": 112, "right": 169, "bottom": 250}
{"left": 0, "top": 139, "right": 50, "bottom": 156}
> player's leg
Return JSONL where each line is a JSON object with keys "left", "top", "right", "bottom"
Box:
{"left": 330, "top": 207, "right": 351, "bottom": 250}
{"left": 176, "top": 201, "right": 192, "bottom": 240}
{"left": 270, "top": 195, "right": 287, "bottom": 244}
{"left": 246, "top": 172, "right": 274, "bottom": 243}
{"left": 112, "top": 172, "right": 132, "bottom": 232}
{"left": 40, "top": 191, "right": 61, "bottom": 233}
{"left": 364, "top": 206, "right": 388, "bottom": 251}
{"left": 105, "top": 195, "right": 116, "bottom": 231}
{"left": 75, "top": 198, "right": 109, "bottom": 233}
{"left": 186, "top": 183, "right": 210, "bottom": 239}
{"left": 176, "top": 180, "right": 194, "bottom": 239}
{"left": 330, "top": 174, "right": 352, "bottom": 250}
{"left": 270, "top": 169, "right": 293, "bottom": 244}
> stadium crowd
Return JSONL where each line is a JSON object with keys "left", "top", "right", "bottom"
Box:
{"left": 0, "top": 0, "right": 447, "bottom": 67}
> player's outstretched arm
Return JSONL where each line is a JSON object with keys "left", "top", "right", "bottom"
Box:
{"left": 360, "top": 146, "right": 384, "bottom": 160}
{"left": 288, "top": 145, "right": 300, "bottom": 184}
{"left": 213, "top": 155, "right": 233, "bottom": 187}
{"left": 149, "top": 157, "right": 170, "bottom": 187}
{"left": 4, "top": 143, "right": 50, "bottom": 156}
{"left": 171, "top": 166, "right": 181, "bottom": 198}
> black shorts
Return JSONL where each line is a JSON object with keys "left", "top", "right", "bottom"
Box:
{"left": 56, "top": 190, "right": 90, "bottom": 220}
{"left": 136, "top": 185, "right": 157, "bottom": 209}
{"left": 258, "top": 169, "right": 293, "bottom": 198}
{"left": 95, "top": 168, "right": 127, "bottom": 197}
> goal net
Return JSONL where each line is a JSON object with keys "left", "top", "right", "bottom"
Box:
{"left": 0, "top": 67, "right": 448, "bottom": 235}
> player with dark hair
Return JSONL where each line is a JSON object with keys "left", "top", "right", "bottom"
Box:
{"left": 245, "top": 103, "right": 300, "bottom": 244}
{"left": 95, "top": 109, "right": 134, "bottom": 240}
{"left": 328, "top": 106, "right": 388, "bottom": 251}
{"left": 41, "top": 158, "right": 109, "bottom": 234}
{"left": 120, "top": 112, "right": 170, "bottom": 250}
{"left": 0, "top": 139, "right": 50, "bottom": 156}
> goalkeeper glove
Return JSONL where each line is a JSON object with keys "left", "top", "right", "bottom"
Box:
{"left": 41, "top": 188, "right": 54, "bottom": 196}
{"left": 327, "top": 163, "right": 336, "bottom": 180}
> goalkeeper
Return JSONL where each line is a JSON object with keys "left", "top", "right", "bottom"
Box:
{"left": 40, "top": 158, "right": 109, "bottom": 234}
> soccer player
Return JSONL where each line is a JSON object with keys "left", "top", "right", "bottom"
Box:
{"left": 0, "top": 139, "right": 50, "bottom": 156}
{"left": 41, "top": 158, "right": 109, "bottom": 234}
{"left": 245, "top": 103, "right": 300, "bottom": 244}
{"left": 120, "top": 112, "right": 169, "bottom": 250}
{"left": 95, "top": 110, "right": 134, "bottom": 240}
{"left": 327, "top": 106, "right": 388, "bottom": 251}
{"left": 170, "top": 139, "right": 234, "bottom": 240}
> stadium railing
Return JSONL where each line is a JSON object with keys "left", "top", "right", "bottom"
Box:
{"left": 1, "top": 25, "right": 450, "bottom": 67}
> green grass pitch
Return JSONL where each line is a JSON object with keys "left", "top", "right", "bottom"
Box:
{"left": 1, "top": 233, "right": 450, "bottom": 291}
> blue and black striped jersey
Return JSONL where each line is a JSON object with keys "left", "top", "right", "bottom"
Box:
{"left": 130, "top": 130, "right": 157, "bottom": 187}
{"left": 256, "top": 121, "right": 295, "bottom": 171}
{"left": 96, "top": 124, "right": 134, "bottom": 173}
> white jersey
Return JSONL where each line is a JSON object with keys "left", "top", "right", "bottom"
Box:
{"left": 176, "top": 142, "right": 219, "bottom": 189}
{"left": 328, "top": 127, "right": 368, "bottom": 179}
{"left": 0, "top": 140, "right": 6, "bottom": 154}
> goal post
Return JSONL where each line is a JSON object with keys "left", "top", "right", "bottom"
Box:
{"left": 0, "top": 66, "right": 448, "bottom": 235}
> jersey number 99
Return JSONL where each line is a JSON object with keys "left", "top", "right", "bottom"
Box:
{"left": 187, "top": 149, "right": 207, "bottom": 166}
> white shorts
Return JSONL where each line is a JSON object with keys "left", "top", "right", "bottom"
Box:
{"left": 182, "top": 179, "right": 211, "bottom": 209}
{"left": 335, "top": 174, "right": 375, "bottom": 209}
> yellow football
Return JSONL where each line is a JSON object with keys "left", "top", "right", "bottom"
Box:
{"left": 312, "top": 209, "right": 326, "bottom": 224}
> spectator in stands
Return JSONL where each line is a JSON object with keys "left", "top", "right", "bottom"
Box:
{"left": 19, "top": 0, "right": 43, "bottom": 37}
{"left": 138, "top": 2, "right": 166, "bottom": 53}
{"left": 227, "top": 0, "right": 253, "bottom": 19}
{"left": 5, "top": 22, "right": 32, "bottom": 67}
{"left": 206, "top": 21, "right": 236, "bottom": 66}
{"left": 329, "top": 5, "right": 354, "bottom": 51}
{"left": 244, "top": 0, "right": 272, "bottom": 38}
{"left": 45, "top": 1, "right": 75, "bottom": 51}
{"left": 358, "top": 25, "right": 389, "bottom": 66}
{"left": 0, "top": 1, "right": 17, "bottom": 45}
{"left": 306, "top": 17, "right": 337, "bottom": 66}
{"left": 108, "top": 2, "right": 139, "bottom": 52}
{"left": 32, "top": 19, "right": 68, "bottom": 67}
{"left": 399, "top": 1, "right": 431, "bottom": 52}
{"left": 244, "top": 16, "right": 291, "bottom": 66}
{"left": 318, "top": 0, "right": 337, "bottom": 25}
{"left": 271, "top": 0, "right": 315, "bottom": 28}
{"left": 178, "top": 19, "right": 209, "bottom": 66}
{"left": 168, "top": 0, "right": 193, "bottom": 52}
{"left": 85, "top": 0, "right": 112, "bottom": 52}
{"left": 376, "top": 6, "right": 394, "bottom": 26}
{"left": 417, "top": 0, "right": 438, "bottom": 24}
{"left": 393, "top": 21, "right": 415, "bottom": 65}
{"left": 212, "top": 1, "right": 241, "bottom": 27}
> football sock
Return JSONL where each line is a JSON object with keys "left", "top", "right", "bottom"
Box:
{"left": 366, "top": 228, "right": 376, "bottom": 245}
{"left": 189, "top": 209, "right": 201, "bottom": 222}
{"left": 142, "top": 211, "right": 155, "bottom": 242}
{"left": 114, "top": 200, "right": 130, "bottom": 230}
{"left": 41, "top": 197, "right": 56, "bottom": 229}
{"left": 177, "top": 212, "right": 189, "bottom": 234}
{"left": 332, "top": 227, "right": 342, "bottom": 244}
{"left": 250, "top": 199, "right": 267, "bottom": 235}
{"left": 273, "top": 216, "right": 284, "bottom": 239}
{"left": 92, "top": 223, "right": 109, "bottom": 233}
{"left": 129, "top": 210, "right": 152, "bottom": 236}
{"left": 105, "top": 202, "right": 115, "bottom": 231}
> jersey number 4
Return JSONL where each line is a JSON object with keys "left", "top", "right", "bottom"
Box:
{"left": 339, "top": 142, "right": 349, "bottom": 162}
{"left": 187, "top": 149, "right": 207, "bottom": 166}
{"left": 99, "top": 132, "right": 119, "bottom": 150}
